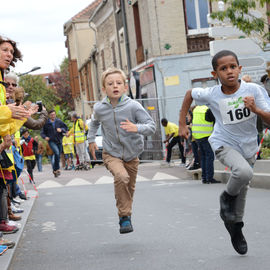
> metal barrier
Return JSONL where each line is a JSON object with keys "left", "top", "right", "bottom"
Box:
{"left": 82, "top": 95, "right": 185, "bottom": 162}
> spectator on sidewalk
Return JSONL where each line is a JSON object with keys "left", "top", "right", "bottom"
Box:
{"left": 161, "top": 118, "right": 185, "bottom": 166}
{"left": 41, "top": 110, "right": 67, "bottom": 177}
{"left": 191, "top": 105, "right": 220, "bottom": 184}
{"left": 68, "top": 112, "right": 90, "bottom": 170}
{"left": 62, "top": 133, "right": 75, "bottom": 170}
{"left": 34, "top": 136, "right": 44, "bottom": 172}
{"left": 0, "top": 36, "right": 33, "bottom": 236}
{"left": 20, "top": 129, "right": 37, "bottom": 183}
{"left": 45, "top": 142, "right": 54, "bottom": 170}
{"left": 185, "top": 108, "right": 200, "bottom": 170}
{"left": 4, "top": 72, "right": 18, "bottom": 104}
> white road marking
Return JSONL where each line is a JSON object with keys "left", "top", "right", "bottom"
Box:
{"left": 38, "top": 180, "right": 63, "bottom": 189}
{"left": 45, "top": 202, "right": 54, "bottom": 207}
{"left": 95, "top": 176, "right": 114, "bottom": 184}
{"left": 66, "top": 178, "right": 92, "bottom": 186}
{"left": 152, "top": 172, "right": 179, "bottom": 181}
{"left": 136, "top": 174, "right": 151, "bottom": 181}
{"left": 42, "top": 221, "right": 56, "bottom": 232}
{"left": 37, "top": 172, "right": 187, "bottom": 189}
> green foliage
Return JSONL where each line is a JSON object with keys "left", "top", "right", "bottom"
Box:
{"left": 261, "top": 147, "right": 270, "bottom": 159}
{"left": 211, "top": 0, "right": 270, "bottom": 47}
{"left": 262, "top": 133, "right": 270, "bottom": 147}
{"left": 19, "top": 75, "right": 59, "bottom": 110}
{"left": 54, "top": 104, "right": 73, "bottom": 130}
{"left": 48, "top": 57, "right": 74, "bottom": 110}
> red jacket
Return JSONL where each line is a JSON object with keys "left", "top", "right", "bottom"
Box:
{"left": 21, "top": 137, "right": 35, "bottom": 157}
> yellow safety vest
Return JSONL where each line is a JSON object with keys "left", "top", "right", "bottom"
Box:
{"left": 4, "top": 146, "right": 15, "bottom": 172}
{"left": 74, "top": 119, "right": 85, "bottom": 144}
{"left": 192, "top": 105, "right": 214, "bottom": 140}
{"left": 62, "top": 135, "right": 75, "bottom": 154}
{"left": 0, "top": 72, "right": 6, "bottom": 106}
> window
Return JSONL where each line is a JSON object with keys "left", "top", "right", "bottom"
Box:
{"left": 184, "top": 0, "right": 209, "bottom": 35}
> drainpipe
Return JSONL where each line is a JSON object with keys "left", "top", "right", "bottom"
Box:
{"left": 120, "top": 0, "right": 131, "bottom": 73}
{"left": 72, "top": 22, "right": 84, "bottom": 117}
{"left": 89, "top": 22, "right": 101, "bottom": 100}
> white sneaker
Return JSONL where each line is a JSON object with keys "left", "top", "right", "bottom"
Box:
{"left": 11, "top": 204, "right": 24, "bottom": 213}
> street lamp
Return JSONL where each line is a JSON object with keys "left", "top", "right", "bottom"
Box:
{"left": 18, "top": 66, "right": 41, "bottom": 77}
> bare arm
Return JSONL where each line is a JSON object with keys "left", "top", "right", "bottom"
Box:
{"left": 179, "top": 89, "right": 193, "bottom": 140}
{"left": 164, "top": 133, "right": 175, "bottom": 143}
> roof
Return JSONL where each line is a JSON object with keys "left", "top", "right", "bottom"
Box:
{"left": 71, "top": 0, "right": 102, "bottom": 22}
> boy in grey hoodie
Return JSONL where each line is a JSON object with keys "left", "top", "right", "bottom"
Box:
{"left": 88, "top": 67, "right": 156, "bottom": 234}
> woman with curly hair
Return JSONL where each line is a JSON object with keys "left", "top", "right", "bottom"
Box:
{"left": 0, "top": 36, "right": 33, "bottom": 237}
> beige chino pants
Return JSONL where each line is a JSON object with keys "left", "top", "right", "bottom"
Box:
{"left": 102, "top": 152, "right": 139, "bottom": 217}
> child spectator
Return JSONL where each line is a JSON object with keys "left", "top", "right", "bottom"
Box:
{"left": 88, "top": 67, "right": 156, "bottom": 234}
{"left": 62, "top": 133, "right": 75, "bottom": 170}
{"left": 20, "top": 129, "right": 37, "bottom": 183}
{"left": 34, "top": 136, "right": 45, "bottom": 172}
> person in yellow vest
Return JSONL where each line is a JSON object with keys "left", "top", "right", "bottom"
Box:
{"left": 68, "top": 112, "right": 90, "bottom": 170}
{"left": 62, "top": 133, "right": 75, "bottom": 170}
{"left": 161, "top": 118, "right": 185, "bottom": 166}
{"left": 191, "top": 105, "right": 220, "bottom": 184}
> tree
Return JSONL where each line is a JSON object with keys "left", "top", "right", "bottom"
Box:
{"left": 48, "top": 58, "right": 74, "bottom": 110}
{"left": 19, "top": 74, "right": 59, "bottom": 111}
{"left": 211, "top": 0, "right": 270, "bottom": 48}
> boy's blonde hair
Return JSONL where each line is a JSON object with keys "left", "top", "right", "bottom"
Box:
{"left": 101, "top": 67, "right": 127, "bottom": 88}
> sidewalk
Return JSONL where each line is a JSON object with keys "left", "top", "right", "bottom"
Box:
{"left": 0, "top": 190, "right": 37, "bottom": 269}
{"left": 214, "top": 159, "right": 270, "bottom": 189}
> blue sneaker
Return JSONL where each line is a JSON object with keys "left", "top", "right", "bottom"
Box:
{"left": 0, "top": 245, "right": 8, "bottom": 255}
{"left": 119, "top": 216, "right": 133, "bottom": 234}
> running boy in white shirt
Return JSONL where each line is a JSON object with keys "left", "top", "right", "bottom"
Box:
{"left": 179, "top": 50, "right": 270, "bottom": 255}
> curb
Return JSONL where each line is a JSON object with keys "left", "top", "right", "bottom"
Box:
{"left": 0, "top": 190, "right": 37, "bottom": 270}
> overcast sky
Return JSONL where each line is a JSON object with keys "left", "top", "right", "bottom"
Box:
{"left": 0, "top": 0, "right": 95, "bottom": 75}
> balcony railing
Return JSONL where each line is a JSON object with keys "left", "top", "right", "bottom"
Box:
{"left": 187, "top": 34, "right": 214, "bottom": 53}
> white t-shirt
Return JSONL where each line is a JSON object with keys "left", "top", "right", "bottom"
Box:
{"left": 192, "top": 80, "right": 270, "bottom": 158}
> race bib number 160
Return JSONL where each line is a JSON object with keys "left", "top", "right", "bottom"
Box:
{"left": 219, "top": 96, "right": 255, "bottom": 125}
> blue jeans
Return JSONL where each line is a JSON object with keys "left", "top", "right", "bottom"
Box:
{"left": 196, "top": 137, "right": 214, "bottom": 181}
{"left": 48, "top": 155, "right": 55, "bottom": 170}
{"left": 35, "top": 154, "right": 43, "bottom": 172}
{"left": 191, "top": 140, "right": 200, "bottom": 164}
{"left": 48, "top": 141, "right": 62, "bottom": 171}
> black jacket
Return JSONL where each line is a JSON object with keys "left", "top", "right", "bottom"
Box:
{"left": 41, "top": 118, "right": 67, "bottom": 144}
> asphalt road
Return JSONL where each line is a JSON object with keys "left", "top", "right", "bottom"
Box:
{"left": 7, "top": 163, "right": 270, "bottom": 270}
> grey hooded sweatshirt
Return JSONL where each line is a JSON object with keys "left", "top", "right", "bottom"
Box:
{"left": 87, "top": 95, "right": 156, "bottom": 162}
